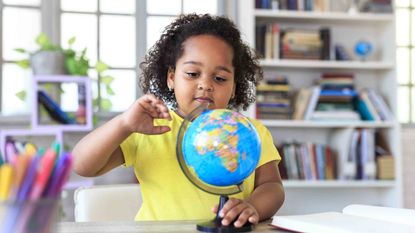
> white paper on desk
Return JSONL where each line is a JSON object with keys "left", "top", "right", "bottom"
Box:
{"left": 271, "top": 204, "right": 415, "bottom": 233}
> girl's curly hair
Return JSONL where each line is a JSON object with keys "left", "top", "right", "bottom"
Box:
{"left": 139, "top": 14, "right": 263, "bottom": 111}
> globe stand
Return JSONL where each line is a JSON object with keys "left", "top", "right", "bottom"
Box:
{"left": 176, "top": 104, "right": 260, "bottom": 233}
{"left": 196, "top": 195, "right": 253, "bottom": 233}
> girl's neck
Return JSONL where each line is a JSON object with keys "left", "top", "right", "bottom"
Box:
{"left": 174, "top": 108, "right": 186, "bottom": 119}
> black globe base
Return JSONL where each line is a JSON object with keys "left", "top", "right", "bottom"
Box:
{"left": 196, "top": 219, "right": 253, "bottom": 233}
{"left": 196, "top": 195, "right": 253, "bottom": 232}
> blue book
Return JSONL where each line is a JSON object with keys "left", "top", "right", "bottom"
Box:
{"left": 37, "top": 90, "right": 76, "bottom": 124}
{"left": 356, "top": 99, "right": 375, "bottom": 121}
{"left": 320, "top": 89, "right": 357, "bottom": 97}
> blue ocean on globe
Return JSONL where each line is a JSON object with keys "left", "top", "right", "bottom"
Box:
{"left": 182, "top": 109, "right": 261, "bottom": 186}
{"left": 355, "top": 41, "right": 372, "bottom": 57}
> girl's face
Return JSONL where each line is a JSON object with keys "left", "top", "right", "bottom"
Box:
{"left": 167, "top": 34, "right": 235, "bottom": 117}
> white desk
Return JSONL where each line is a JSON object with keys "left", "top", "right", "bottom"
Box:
{"left": 56, "top": 220, "right": 284, "bottom": 233}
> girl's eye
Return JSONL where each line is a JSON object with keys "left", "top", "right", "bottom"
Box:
{"left": 215, "top": 76, "right": 226, "bottom": 82}
{"left": 186, "top": 72, "right": 199, "bottom": 78}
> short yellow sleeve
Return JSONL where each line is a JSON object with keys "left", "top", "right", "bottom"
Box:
{"left": 120, "top": 133, "right": 140, "bottom": 166}
{"left": 250, "top": 119, "right": 281, "bottom": 167}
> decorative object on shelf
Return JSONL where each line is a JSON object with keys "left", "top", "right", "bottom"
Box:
{"left": 32, "top": 75, "right": 93, "bottom": 131}
{"left": 14, "top": 33, "right": 115, "bottom": 111}
{"left": 177, "top": 104, "right": 261, "bottom": 232}
{"left": 335, "top": 44, "right": 352, "bottom": 61}
{"left": 354, "top": 40, "right": 373, "bottom": 61}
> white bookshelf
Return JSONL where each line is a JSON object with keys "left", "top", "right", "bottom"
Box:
{"left": 238, "top": 2, "right": 402, "bottom": 215}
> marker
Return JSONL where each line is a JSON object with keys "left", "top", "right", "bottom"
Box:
{"left": 25, "top": 143, "right": 37, "bottom": 157}
{"left": 45, "top": 153, "right": 72, "bottom": 197}
{"left": 17, "top": 148, "right": 44, "bottom": 201}
{"left": 0, "top": 164, "right": 14, "bottom": 201}
{"left": 11, "top": 154, "right": 32, "bottom": 200}
{"left": 5, "top": 141, "right": 17, "bottom": 164}
{"left": 0, "top": 151, "right": 4, "bottom": 166}
{"left": 29, "top": 146, "right": 57, "bottom": 200}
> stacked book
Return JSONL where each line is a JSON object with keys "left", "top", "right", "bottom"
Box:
{"left": 280, "top": 28, "right": 330, "bottom": 60}
{"left": 311, "top": 73, "right": 360, "bottom": 121}
{"left": 256, "top": 77, "right": 292, "bottom": 120}
{"left": 277, "top": 142, "right": 336, "bottom": 180}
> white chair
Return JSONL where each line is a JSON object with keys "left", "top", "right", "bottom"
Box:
{"left": 74, "top": 184, "right": 142, "bottom": 222}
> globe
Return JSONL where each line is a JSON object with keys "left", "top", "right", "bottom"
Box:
{"left": 182, "top": 108, "right": 261, "bottom": 187}
{"left": 354, "top": 40, "right": 373, "bottom": 61}
{"left": 176, "top": 104, "right": 261, "bottom": 232}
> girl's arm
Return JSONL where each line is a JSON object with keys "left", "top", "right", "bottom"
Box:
{"left": 71, "top": 114, "right": 131, "bottom": 177}
{"left": 72, "top": 94, "right": 171, "bottom": 177}
{"left": 247, "top": 161, "right": 285, "bottom": 220}
{"left": 218, "top": 160, "right": 285, "bottom": 227}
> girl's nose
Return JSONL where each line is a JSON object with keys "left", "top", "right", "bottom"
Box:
{"left": 197, "top": 79, "right": 213, "bottom": 92}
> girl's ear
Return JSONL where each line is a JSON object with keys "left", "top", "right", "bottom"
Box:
{"left": 167, "top": 67, "right": 175, "bottom": 91}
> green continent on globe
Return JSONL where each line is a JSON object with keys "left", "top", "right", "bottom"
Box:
{"left": 193, "top": 110, "right": 251, "bottom": 173}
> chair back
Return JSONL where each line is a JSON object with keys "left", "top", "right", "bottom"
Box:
{"left": 74, "top": 184, "right": 141, "bottom": 222}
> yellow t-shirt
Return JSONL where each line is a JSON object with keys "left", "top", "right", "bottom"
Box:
{"left": 121, "top": 110, "right": 280, "bottom": 221}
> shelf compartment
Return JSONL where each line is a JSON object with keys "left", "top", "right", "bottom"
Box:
{"left": 260, "top": 59, "right": 394, "bottom": 70}
{"left": 32, "top": 75, "right": 93, "bottom": 132}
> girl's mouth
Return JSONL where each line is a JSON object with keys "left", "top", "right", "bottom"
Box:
{"left": 195, "top": 97, "right": 213, "bottom": 104}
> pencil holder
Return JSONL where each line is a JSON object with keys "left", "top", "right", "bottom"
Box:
{"left": 0, "top": 198, "right": 59, "bottom": 233}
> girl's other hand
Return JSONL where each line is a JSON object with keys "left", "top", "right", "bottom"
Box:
{"left": 211, "top": 198, "right": 259, "bottom": 228}
{"left": 121, "top": 94, "right": 172, "bottom": 135}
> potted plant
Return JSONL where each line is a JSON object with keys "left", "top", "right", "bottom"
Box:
{"left": 15, "top": 33, "right": 115, "bottom": 111}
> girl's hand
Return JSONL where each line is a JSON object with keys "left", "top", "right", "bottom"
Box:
{"left": 121, "top": 94, "right": 172, "bottom": 134}
{"left": 212, "top": 198, "right": 259, "bottom": 228}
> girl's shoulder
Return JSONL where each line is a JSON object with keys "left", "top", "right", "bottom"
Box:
{"left": 246, "top": 116, "right": 268, "bottom": 133}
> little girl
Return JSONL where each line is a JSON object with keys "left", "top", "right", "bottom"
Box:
{"left": 72, "top": 13, "right": 285, "bottom": 228}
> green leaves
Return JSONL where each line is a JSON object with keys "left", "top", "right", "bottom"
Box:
{"left": 14, "top": 48, "right": 26, "bottom": 53}
{"left": 35, "top": 33, "right": 60, "bottom": 51}
{"left": 101, "top": 75, "right": 114, "bottom": 85}
{"left": 15, "top": 90, "right": 27, "bottom": 101}
{"left": 67, "top": 36, "right": 76, "bottom": 46}
{"left": 36, "top": 33, "right": 51, "bottom": 48}
{"left": 100, "top": 98, "right": 112, "bottom": 111}
{"left": 16, "top": 59, "right": 30, "bottom": 69}
{"left": 95, "top": 60, "right": 109, "bottom": 73}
